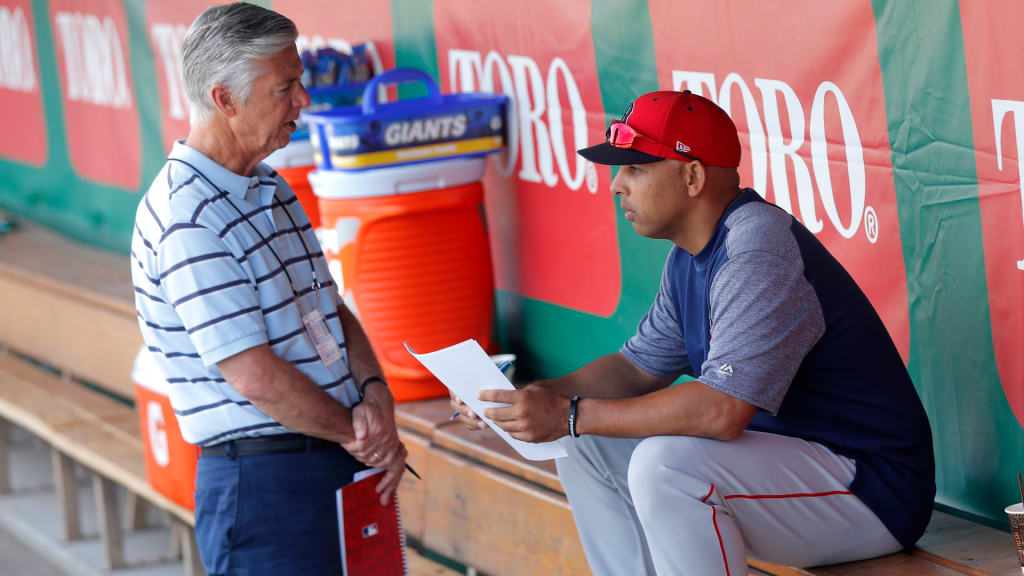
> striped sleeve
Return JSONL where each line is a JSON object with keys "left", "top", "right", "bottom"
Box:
{"left": 156, "top": 221, "right": 268, "bottom": 366}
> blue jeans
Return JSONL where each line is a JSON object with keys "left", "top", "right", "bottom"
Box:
{"left": 194, "top": 445, "right": 365, "bottom": 575}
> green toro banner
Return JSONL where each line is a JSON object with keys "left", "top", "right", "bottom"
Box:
{"left": 0, "top": 0, "right": 1020, "bottom": 526}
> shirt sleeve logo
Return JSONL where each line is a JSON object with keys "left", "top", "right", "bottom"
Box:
{"left": 717, "top": 363, "right": 734, "bottom": 377}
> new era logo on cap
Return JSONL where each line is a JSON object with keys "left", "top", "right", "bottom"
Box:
{"left": 676, "top": 141, "right": 691, "bottom": 153}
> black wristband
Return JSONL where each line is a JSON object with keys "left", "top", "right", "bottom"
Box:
{"left": 569, "top": 396, "right": 581, "bottom": 438}
{"left": 359, "top": 376, "right": 386, "bottom": 399}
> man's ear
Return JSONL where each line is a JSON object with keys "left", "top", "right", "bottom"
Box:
{"left": 684, "top": 160, "right": 706, "bottom": 198}
{"left": 210, "top": 84, "right": 237, "bottom": 118}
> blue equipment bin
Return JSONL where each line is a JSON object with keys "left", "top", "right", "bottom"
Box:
{"left": 291, "top": 82, "right": 368, "bottom": 141}
{"left": 301, "top": 68, "right": 508, "bottom": 171}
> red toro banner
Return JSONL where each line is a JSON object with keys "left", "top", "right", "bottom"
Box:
{"left": 436, "top": 0, "right": 622, "bottom": 317}
{"left": 960, "top": 1, "right": 1024, "bottom": 426}
{"left": 146, "top": 0, "right": 221, "bottom": 153}
{"left": 0, "top": 0, "right": 47, "bottom": 165}
{"left": 49, "top": 0, "right": 139, "bottom": 189}
{"left": 649, "top": 0, "right": 910, "bottom": 360}
{"left": 273, "top": 1, "right": 395, "bottom": 71}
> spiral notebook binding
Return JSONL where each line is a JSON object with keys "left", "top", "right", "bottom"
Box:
{"left": 395, "top": 493, "right": 409, "bottom": 575}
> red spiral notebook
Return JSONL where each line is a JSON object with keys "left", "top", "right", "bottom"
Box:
{"left": 336, "top": 468, "right": 409, "bottom": 576}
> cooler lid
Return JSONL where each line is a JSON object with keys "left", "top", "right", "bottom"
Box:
{"left": 132, "top": 346, "right": 170, "bottom": 395}
{"left": 308, "top": 156, "right": 486, "bottom": 199}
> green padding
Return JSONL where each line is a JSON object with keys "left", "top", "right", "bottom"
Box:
{"left": 872, "top": 0, "right": 1024, "bottom": 524}
{"left": 392, "top": 0, "right": 439, "bottom": 100}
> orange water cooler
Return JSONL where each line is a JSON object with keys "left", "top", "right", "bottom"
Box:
{"left": 303, "top": 68, "right": 507, "bottom": 402}
{"left": 310, "top": 157, "right": 495, "bottom": 401}
{"left": 132, "top": 347, "right": 198, "bottom": 510}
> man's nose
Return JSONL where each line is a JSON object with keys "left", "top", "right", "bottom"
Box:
{"left": 295, "top": 83, "right": 311, "bottom": 108}
{"left": 609, "top": 169, "right": 626, "bottom": 196}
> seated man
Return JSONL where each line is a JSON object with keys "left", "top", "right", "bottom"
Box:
{"left": 452, "top": 90, "right": 935, "bottom": 575}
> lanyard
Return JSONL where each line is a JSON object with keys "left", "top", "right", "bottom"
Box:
{"left": 167, "top": 157, "right": 322, "bottom": 300}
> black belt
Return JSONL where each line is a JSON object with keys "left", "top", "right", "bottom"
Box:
{"left": 201, "top": 433, "right": 343, "bottom": 457}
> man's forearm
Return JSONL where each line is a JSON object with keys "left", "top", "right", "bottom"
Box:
{"left": 534, "top": 352, "right": 670, "bottom": 399}
{"left": 337, "top": 304, "right": 386, "bottom": 398}
{"left": 573, "top": 380, "right": 757, "bottom": 440}
{"left": 219, "top": 345, "right": 356, "bottom": 443}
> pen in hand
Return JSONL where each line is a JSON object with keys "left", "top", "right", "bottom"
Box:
{"left": 450, "top": 359, "right": 512, "bottom": 421}
{"left": 405, "top": 463, "right": 421, "bottom": 480}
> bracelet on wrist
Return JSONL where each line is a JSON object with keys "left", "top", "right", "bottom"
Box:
{"left": 359, "top": 376, "right": 387, "bottom": 399}
{"left": 569, "top": 396, "right": 581, "bottom": 438}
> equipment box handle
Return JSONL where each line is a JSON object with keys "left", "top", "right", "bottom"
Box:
{"left": 361, "top": 68, "right": 443, "bottom": 115}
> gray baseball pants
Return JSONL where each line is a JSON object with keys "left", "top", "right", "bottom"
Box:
{"left": 555, "top": 430, "right": 903, "bottom": 575}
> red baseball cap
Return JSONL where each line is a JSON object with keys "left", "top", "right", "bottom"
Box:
{"left": 578, "top": 90, "right": 741, "bottom": 168}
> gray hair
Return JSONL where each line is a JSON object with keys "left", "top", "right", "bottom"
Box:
{"left": 182, "top": 3, "right": 297, "bottom": 126}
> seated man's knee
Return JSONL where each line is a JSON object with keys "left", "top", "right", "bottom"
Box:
{"left": 628, "top": 436, "right": 710, "bottom": 479}
{"left": 627, "top": 436, "right": 716, "bottom": 512}
{"left": 627, "top": 437, "right": 681, "bottom": 507}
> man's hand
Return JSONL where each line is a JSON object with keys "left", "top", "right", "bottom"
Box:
{"left": 372, "top": 441, "right": 408, "bottom": 505}
{"left": 341, "top": 383, "right": 400, "bottom": 467}
{"left": 450, "top": 391, "right": 486, "bottom": 430}
{"left": 340, "top": 383, "right": 408, "bottom": 504}
{"left": 479, "top": 387, "right": 570, "bottom": 443}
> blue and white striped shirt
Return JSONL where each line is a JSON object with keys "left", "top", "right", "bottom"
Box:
{"left": 131, "top": 141, "right": 359, "bottom": 446}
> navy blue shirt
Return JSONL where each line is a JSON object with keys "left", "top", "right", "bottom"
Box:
{"left": 622, "top": 189, "right": 934, "bottom": 548}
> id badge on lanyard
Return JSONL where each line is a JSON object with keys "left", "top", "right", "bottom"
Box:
{"left": 299, "top": 293, "right": 343, "bottom": 367}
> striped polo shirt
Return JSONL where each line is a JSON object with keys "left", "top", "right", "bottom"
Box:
{"left": 131, "top": 141, "right": 360, "bottom": 446}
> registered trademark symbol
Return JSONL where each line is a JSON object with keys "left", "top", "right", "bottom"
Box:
{"left": 864, "top": 206, "right": 878, "bottom": 244}
{"left": 585, "top": 162, "right": 599, "bottom": 194}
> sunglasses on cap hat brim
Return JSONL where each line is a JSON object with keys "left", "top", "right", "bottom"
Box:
{"left": 577, "top": 120, "right": 703, "bottom": 166}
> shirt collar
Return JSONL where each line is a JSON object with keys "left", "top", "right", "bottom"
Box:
{"left": 169, "top": 140, "right": 271, "bottom": 200}
{"left": 692, "top": 188, "right": 760, "bottom": 268}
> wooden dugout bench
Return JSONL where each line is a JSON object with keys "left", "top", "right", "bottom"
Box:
{"left": 0, "top": 218, "right": 455, "bottom": 576}
{"left": 0, "top": 214, "right": 1018, "bottom": 576}
{"left": 0, "top": 217, "right": 205, "bottom": 574}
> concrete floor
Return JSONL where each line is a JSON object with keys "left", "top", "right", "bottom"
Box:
{"left": 0, "top": 526, "right": 68, "bottom": 576}
{"left": 0, "top": 426, "right": 184, "bottom": 576}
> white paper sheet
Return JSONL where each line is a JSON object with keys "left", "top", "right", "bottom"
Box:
{"left": 405, "top": 340, "right": 567, "bottom": 461}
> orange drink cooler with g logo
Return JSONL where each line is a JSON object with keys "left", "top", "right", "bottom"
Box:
{"left": 132, "top": 347, "right": 198, "bottom": 510}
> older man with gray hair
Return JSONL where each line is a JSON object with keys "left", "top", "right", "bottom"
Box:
{"left": 130, "top": 3, "right": 407, "bottom": 574}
